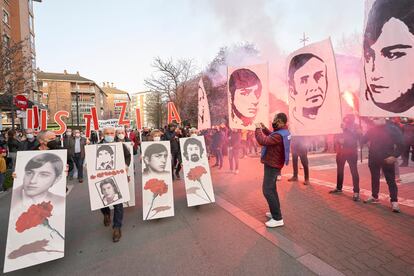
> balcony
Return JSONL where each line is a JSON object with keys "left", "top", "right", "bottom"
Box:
{"left": 71, "top": 88, "right": 95, "bottom": 94}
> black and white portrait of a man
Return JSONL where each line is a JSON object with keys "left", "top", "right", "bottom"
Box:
{"left": 183, "top": 138, "right": 204, "bottom": 163}
{"left": 96, "top": 144, "right": 115, "bottom": 170}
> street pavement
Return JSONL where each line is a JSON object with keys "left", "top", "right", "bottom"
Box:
{"left": 0, "top": 151, "right": 413, "bottom": 275}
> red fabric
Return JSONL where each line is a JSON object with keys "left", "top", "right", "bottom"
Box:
{"left": 255, "top": 126, "right": 286, "bottom": 169}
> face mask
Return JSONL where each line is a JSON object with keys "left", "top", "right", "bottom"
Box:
{"left": 191, "top": 134, "right": 197, "bottom": 137}
{"left": 117, "top": 134, "right": 125, "bottom": 140}
{"left": 47, "top": 139, "right": 60, "bottom": 149}
{"left": 104, "top": 135, "right": 114, "bottom": 143}
{"left": 26, "top": 134, "right": 34, "bottom": 139}
{"left": 153, "top": 136, "right": 161, "bottom": 141}
{"left": 66, "top": 132, "right": 72, "bottom": 136}
{"left": 81, "top": 134, "right": 86, "bottom": 138}
{"left": 75, "top": 133, "right": 81, "bottom": 137}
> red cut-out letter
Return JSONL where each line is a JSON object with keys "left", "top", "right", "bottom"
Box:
{"left": 83, "top": 114, "right": 92, "bottom": 138}
{"left": 40, "top": 109, "right": 48, "bottom": 130}
{"left": 33, "top": 105, "right": 39, "bottom": 129}
{"left": 91, "top": 107, "right": 99, "bottom": 130}
{"left": 53, "top": 110, "right": 69, "bottom": 135}
{"left": 26, "top": 108, "right": 33, "bottom": 129}
{"left": 135, "top": 108, "right": 142, "bottom": 129}
{"left": 167, "top": 102, "right": 181, "bottom": 124}
{"left": 115, "top": 102, "right": 130, "bottom": 126}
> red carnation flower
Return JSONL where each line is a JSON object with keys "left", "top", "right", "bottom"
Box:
{"left": 16, "top": 201, "right": 53, "bottom": 233}
{"left": 144, "top": 178, "right": 168, "bottom": 196}
{"left": 187, "top": 166, "right": 207, "bottom": 181}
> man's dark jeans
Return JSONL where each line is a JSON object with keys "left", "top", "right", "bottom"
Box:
{"left": 72, "top": 153, "right": 84, "bottom": 179}
{"left": 101, "top": 203, "right": 123, "bottom": 228}
{"left": 214, "top": 148, "right": 223, "bottom": 168}
{"left": 262, "top": 164, "right": 282, "bottom": 220}
{"left": 368, "top": 160, "right": 398, "bottom": 202}
{"left": 336, "top": 154, "right": 359, "bottom": 193}
{"left": 229, "top": 147, "right": 239, "bottom": 171}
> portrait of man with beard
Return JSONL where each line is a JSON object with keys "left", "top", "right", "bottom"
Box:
{"left": 289, "top": 53, "right": 328, "bottom": 125}
{"left": 183, "top": 138, "right": 205, "bottom": 163}
{"left": 363, "top": 0, "right": 414, "bottom": 114}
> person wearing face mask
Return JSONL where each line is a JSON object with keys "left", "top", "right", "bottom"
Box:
{"left": 255, "top": 113, "right": 291, "bottom": 228}
{"left": 99, "top": 126, "right": 131, "bottom": 243}
{"left": 150, "top": 129, "right": 162, "bottom": 142}
{"left": 115, "top": 128, "right": 131, "bottom": 143}
{"left": 66, "top": 129, "right": 87, "bottom": 183}
{"left": 361, "top": 118, "right": 404, "bottom": 213}
{"left": 21, "top": 128, "right": 38, "bottom": 151}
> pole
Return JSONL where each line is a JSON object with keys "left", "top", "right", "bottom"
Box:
{"left": 76, "top": 90, "right": 80, "bottom": 127}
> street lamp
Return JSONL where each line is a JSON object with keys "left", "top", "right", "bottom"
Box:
{"left": 76, "top": 89, "right": 80, "bottom": 127}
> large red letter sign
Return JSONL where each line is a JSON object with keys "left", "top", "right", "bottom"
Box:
{"left": 83, "top": 114, "right": 92, "bottom": 138}
{"left": 167, "top": 102, "right": 181, "bottom": 124}
{"left": 54, "top": 111, "right": 69, "bottom": 135}
{"left": 91, "top": 107, "right": 99, "bottom": 131}
{"left": 40, "top": 109, "right": 48, "bottom": 130}
{"left": 26, "top": 108, "right": 33, "bottom": 129}
{"left": 115, "top": 102, "right": 130, "bottom": 126}
{"left": 135, "top": 108, "right": 142, "bottom": 129}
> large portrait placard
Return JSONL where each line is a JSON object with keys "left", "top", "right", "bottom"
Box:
{"left": 180, "top": 136, "right": 215, "bottom": 207}
{"left": 287, "top": 38, "right": 342, "bottom": 136}
{"left": 4, "top": 150, "right": 67, "bottom": 273}
{"left": 227, "top": 63, "right": 269, "bottom": 131}
{"left": 141, "top": 141, "right": 174, "bottom": 220}
{"left": 85, "top": 143, "right": 130, "bottom": 211}
{"left": 360, "top": 0, "right": 414, "bottom": 117}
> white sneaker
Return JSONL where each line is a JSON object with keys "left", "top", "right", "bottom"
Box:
{"left": 265, "top": 218, "right": 284, "bottom": 228}
{"left": 234, "top": 170, "right": 239, "bottom": 175}
{"left": 265, "top": 212, "right": 272, "bottom": 219}
{"left": 392, "top": 202, "right": 401, "bottom": 213}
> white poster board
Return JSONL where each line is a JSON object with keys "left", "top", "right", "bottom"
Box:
{"left": 180, "top": 136, "right": 215, "bottom": 207}
{"left": 4, "top": 150, "right": 67, "bottom": 273}
{"left": 111, "top": 142, "right": 135, "bottom": 208}
{"left": 359, "top": 0, "right": 414, "bottom": 117}
{"left": 287, "top": 38, "right": 342, "bottom": 136}
{"left": 141, "top": 141, "right": 174, "bottom": 220}
{"left": 227, "top": 63, "right": 269, "bottom": 130}
{"left": 85, "top": 143, "right": 130, "bottom": 211}
{"left": 198, "top": 78, "right": 212, "bottom": 130}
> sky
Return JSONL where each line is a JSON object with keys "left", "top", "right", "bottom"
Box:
{"left": 34, "top": 0, "right": 364, "bottom": 94}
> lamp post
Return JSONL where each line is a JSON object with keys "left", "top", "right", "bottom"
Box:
{"left": 76, "top": 89, "right": 80, "bottom": 127}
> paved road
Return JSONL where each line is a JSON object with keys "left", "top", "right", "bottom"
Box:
{"left": 1, "top": 152, "right": 414, "bottom": 275}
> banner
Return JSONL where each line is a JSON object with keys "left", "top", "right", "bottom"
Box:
{"left": 85, "top": 143, "right": 130, "bottom": 211}
{"left": 141, "top": 141, "right": 174, "bottom": 220}
{"left": 197, "top": 78, "right": 211, "bottom": 130}
{"left": 4, "top": 150, "right": 67, "bottom": 273}
{"left": 227, "top": 63, "right": 269, "bottom": 130}
{"left": 98, "top": 119, "right": 124, "bottom": 130}
{"left": 179, "top": 136, "right": 215, "bottom": 207}
{"left": 287, "top": 38, "right": 342, "bottom": 136}
{"left": 360, "top": 0, "right": 414, "bottom": 117}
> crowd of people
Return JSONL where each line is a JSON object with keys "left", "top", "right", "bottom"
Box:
{"left": 0, "top": 114, "right": 414, "bottom": 238}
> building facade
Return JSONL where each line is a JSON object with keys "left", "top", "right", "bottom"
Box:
{"left": 37, "top": 70, "right": 109, "bottom": 128}
{"left": 0, "top": 0, "right": 41, "bottom": 128}
{"left": 101, "top": 82, "right": 131, "bottom": 121}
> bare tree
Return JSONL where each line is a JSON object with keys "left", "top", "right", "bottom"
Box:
{"left": 0, "top": 37, "right": 34, "bottom": 128}
{"left": 144, "top": 91, "right": 165, "bottom": 128}
{"left": 144, "top": 57, "right": 197, "bottom": 125}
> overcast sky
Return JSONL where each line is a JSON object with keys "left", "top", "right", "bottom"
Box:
{"left": 34, "top": 0, "right": 364, "bottom": 94}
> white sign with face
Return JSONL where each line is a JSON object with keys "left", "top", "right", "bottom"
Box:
{"left": 179, "top": 136, "right": 215, "bottom": 207}
{"left": 85, "top": 143, "right": 130, "bottom": 211}
{"left": 4, "top": 150, "right": 67, "bottom": 273}
{"left": 360, "top": 0, "right": 414, "bottom": 117}
{"left": 227, "top": 63, "right": 269, "bottom": 131}
{"left": 141, "top": 141, "right": 174, "bottom": 220}
{"left": 287, "top": 38, "right": 342, "bottom": 136}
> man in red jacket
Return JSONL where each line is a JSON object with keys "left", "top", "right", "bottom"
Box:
{"left": 255, "top": 113, "right": 291, "bottom": 228}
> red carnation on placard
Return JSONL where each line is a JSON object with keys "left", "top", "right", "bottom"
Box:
{"left": 144, "top": 178, "right": 168, "bottom": 196}
{"left": 144, "top": 179, "right": 168, "bottom": 220}
{"left": 187, "top": 166, "right": 212, "bottom": 203}
{"left": 187, "top": 166, "right": 207, "bottom": 181}
{"left": 15, "top": 201, "right": 64, "bottom": 240}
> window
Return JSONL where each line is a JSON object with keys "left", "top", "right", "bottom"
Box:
{"left": 3, "top": 9, "right": 9, "bottom": 25}
{"left": 2, "top": 35, "right": 10, "bottom": 47}
{"left": 29, "top": 15, "right": 34, "bottom": 32}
